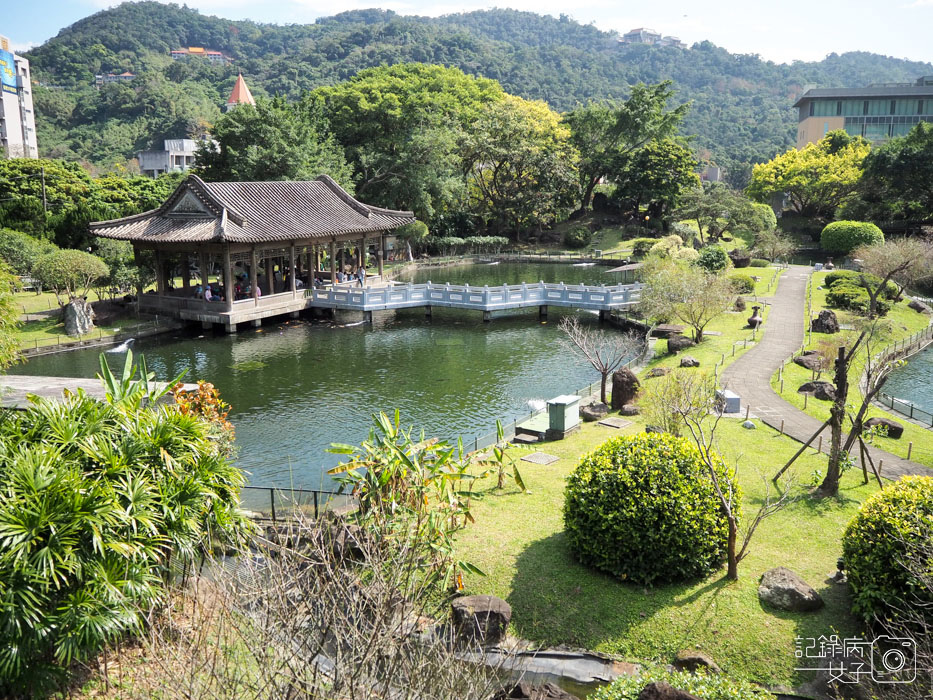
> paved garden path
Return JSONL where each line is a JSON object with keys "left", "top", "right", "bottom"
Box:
{"left": 721, "top": 265, "right": 927, "bottom": 480}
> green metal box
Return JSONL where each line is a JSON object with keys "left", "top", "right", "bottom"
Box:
{"left": 548, "top": 394, "right": 580, "bottom": 434}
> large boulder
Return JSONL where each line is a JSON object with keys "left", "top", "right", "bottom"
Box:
{"left": 758, "top": 567, "right": 824, "bottom": 612}
{"left": 645, "top": 367, "right": 670, "bottom": 379}
{"left": 63, "top": 298, "right": 96, "bottom": 337}
{"left": 864, "top": 416, "right": 904, "bottom": 439}
{"left": 581, "top": 402, "right": 610, "bottom": 422}
{"left": 450, "top": 595, "right": 511, "bottom": 647}
{"left": 908, "top": 299, "right": 929, "bottom": 313}
{"left": 495, "top": 682, "right": 580, "bottom": 700}
{"left": 667, "top": 335, "right": 695, "bottom": 354}
{"left": 672, "top": 650, "right": 721, "bottom": 674}
{"left": 728, "top": 249, "right": 751, "bottom": 268}
{"left": 679, "top": 356, "right": 700, "bottom": 368}
{"left": 811, "top": 309, "right": 840, "bottom": 334}
{"left": 620, "top": 404, "right": 641, "bottom": 416}
{"left": 611, "top": 367, "right": 640, "bottom": 410}
{"left": 793, "top": 350, "right": 824, "bottom": 372}
{"left": 798, "top": 381, "right": 837, "bottom": 401}
{"left": 638, "top": 682, "right": 701, "bottom": 700}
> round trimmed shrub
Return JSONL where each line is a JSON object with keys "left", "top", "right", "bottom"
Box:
{"left": 593, "top": 666, "right": 774, "bottom": 700}
{"left": 820, "top": 221, "right": 884, "bottom": 254}
{"left": 730, "top": 273, "right": 755, "bottom": 294}
{"left": 750, "top": 258, "right": 770, "bottom": 267}
{"left": 824, "top": 270, "right": 900, "bottom": 300}
{"left": 565, "top": 225, "right": 592, "bottom": 249}
{"left": 825, "top": 282, "right": 891, "bottom": 316}
{"left": 842, "top": 476, "right": 933, "bottom": 624}
{"left": 631, "top": 237, "right": 659, "bottom": 257}
{"left": 695, "top": 245, "right": 731, "bottom": 273}
{"left": 563, "top": 432, "right": 737, "bottom": 585}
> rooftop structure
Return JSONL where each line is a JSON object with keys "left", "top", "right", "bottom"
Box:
{"left": 0, "top": 34, "right": 38, "bottom": 158}
{"left": 90, "top": 174, "right": 414, "bottom": 331}
{"left": 171, "top": 47, "right": 231, "bottom": 63}
{"left": 137, "top": 139, "right": 201, "bottom": 178}
{"left": 794, "top": 76, "right": 933, "bottom": 148}
{"left": 225, "top": 73, "right": 255, "bottom": 112}
{"left": 620, "top": 28, "right": 686, "bottom": 49}
{"left": 95, "top": 71, "right": 135, "bottom": 87}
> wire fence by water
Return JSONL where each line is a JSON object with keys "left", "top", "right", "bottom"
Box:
{"left": 874, "top": 324, "right": 933, "bottom": 428}
{"left": 19, "top": 318, "right": 170, "bottom": 354}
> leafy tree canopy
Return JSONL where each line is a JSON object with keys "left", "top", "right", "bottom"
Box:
{"left": 854, "top": 122, "right": 933, "bottom": 221}
{"left": 746, "top": 130, "right": 870, "bottom": 218}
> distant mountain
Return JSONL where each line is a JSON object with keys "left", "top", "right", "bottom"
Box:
{"left": 25, "top": 2, "right": 933, "bottom": 183}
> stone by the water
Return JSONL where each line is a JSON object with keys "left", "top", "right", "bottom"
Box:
{"left": 580, "top": 402, "right": 610, "bottom": 422}
{"left": 620, "top": 404, "right": 640, "bottom": 416}
{"left": 672, "top": 650, "right": 721, "bottom": 674}
{"left": 679, "top": 355, "right": 700, "bottom": 368}
{"left": 611, "top": 367, "right": 640, "bottom": 410}
{"left": 810, "top": 309, "right": 840, "bottom": 334}
{"left": 450, "top": 594, "right": 511, "bottom": 647}
{"left": 667, "top": 335, "right": 695, "bottom": 354}
{"left": 63, "top": 298, "right": 96, "bottom": 337}
{"left": 798, "top": 381, "right": 836, "bottom": 401}
{"left": 864, "top": 416, "right": 904, "bottom": 439}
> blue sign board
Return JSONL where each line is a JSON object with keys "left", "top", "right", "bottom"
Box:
{"left": 0, "top": 49, "right": 17, "bottom": 94}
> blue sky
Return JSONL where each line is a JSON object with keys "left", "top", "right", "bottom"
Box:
{"left": 7, "top": 0, "right": 933, "bottom": 65}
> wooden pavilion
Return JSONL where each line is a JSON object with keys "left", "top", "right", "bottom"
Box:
{"left": 91, "top": 174, "right": 414, "bottom": 332}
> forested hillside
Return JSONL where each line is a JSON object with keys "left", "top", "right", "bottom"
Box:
{"left": 25, "top": 2, "right": 933, "bottom": 183}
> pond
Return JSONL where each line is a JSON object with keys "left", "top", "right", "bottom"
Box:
{"left": 884, "top": 345, "right": 933, "bottom": 415}
{"left": 14, "top": 262, "right": 630, "bottom": 494}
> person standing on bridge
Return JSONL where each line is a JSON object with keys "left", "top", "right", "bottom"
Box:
{"left": 357, "top": 266, "right": 366, "bottom": 287}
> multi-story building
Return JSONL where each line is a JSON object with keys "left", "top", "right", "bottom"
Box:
{"left": 0, "top": 34, "right": 38, "bottom": 158}
{"left": 620, "top": 28, "right": 686, "bottom": 49}
{"left": 95, "top": 71, "right": 135, "bottom": 87}
{"left": 137, "top": 139, "right": 200, "bottom": 177}
{"left": 794, "top": 76, "right": 933, "bottom": 148}
{"left": 171, "top": 47, "right": 231, "bottom": 63}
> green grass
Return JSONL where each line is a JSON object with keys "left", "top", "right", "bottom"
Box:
{"left": 12, "top": 290, "right": 61, "bottom": 315}
{"left": 455, "top": 417, "right": 874, "bottom": 688}
{"left": 769, "top": 271, "right": 933, "bottom": 468}
{"left": 16, "top": 316, "right": 150, "bottom": 348}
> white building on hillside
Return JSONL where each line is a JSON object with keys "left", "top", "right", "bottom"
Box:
{"left": 0, "top": 34, "right": 38, "bottom": 158}
{"left": 138, "top": 139, "right": 200, "bottom": 177}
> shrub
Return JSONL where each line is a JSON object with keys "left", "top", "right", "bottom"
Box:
{"left": 631, "top": 237, "right": 659, "bottom": 257}
{"left": 824, "top": 270, "right": 899, "bottom": 300}
{"left": 695, "top": 245, "right": 731, "bottom": 273}
{"left": 594, "top": 667, "right": 774, "bottom": 700}
{"left": 670, "top": 222, "right": 697, "bottom": 246}
{"left": 563, "top": 432, "right": 737, "bottom": 585}
{"left": 750, "top": 202, "right": 778, "bottom": 232}
{"left": 820, "top": 221, "right": 884, "bottom": 254}
{"left": 750, "top": 258, "right": 770, "bottom": 267}
{"left": 825, "top": 282, "right": 891, "bottom": 315}
{"left": 842, "top": 476, "right": 933, "bottom": 624}
{"left": 565, "top": 225, "right": 592, "bottom": 249}
{"left": 730, "top": 273, "right": 755, "bottom": 294}
{"left": 0, "top": 228, "right": 57, "bottom": 276}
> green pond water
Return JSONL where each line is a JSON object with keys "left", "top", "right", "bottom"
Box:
{"left": 885, "top": 345, "right": 933, "bottom": 415}
{"left": 15, "top": 263, "right": 629, "bottom": 497}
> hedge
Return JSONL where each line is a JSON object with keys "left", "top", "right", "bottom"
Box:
{"left": 563, "top": 432, "right": 736, "bottom": 585}
{"left": 820, "top": 221, "right": 884, "bottom": 254}
{"left": 594, "top": 667, "right": 774, "bottom": 700}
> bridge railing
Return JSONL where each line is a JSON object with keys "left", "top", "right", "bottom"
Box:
{"left": 305, "top": 281, "right": 642, "bottom": 311}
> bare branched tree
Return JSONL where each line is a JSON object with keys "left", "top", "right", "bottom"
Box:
{"left": 90, "top": 516, "right": 508, "bottom": 699}
{"left": 656, "top": 370, "right": 793, "bottom": 579}
{"left": 558, "top": 316, "right": 643, "bottom": 405}
{"left": 640, "top": 261, "right": 736, "bottom": 342}
{"left": 852, "top": 237, "right": 933, "bottom": 317}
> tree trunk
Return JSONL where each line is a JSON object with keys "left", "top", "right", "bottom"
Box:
{"left": 726, "top": 520, "right": 738, "bottom": 580}
{"left": 581, "top": 176, "right": 599, "bottom": 210}
{"left": 694, "top": 327, "right": 703, "bottom": 343}
{"left": 818, "top": 346, "right": 848, "bottom": 497}
{"left": 600, "top": 372, "right": 609, "bottom": 405}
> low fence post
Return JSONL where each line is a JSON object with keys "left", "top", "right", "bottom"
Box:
{"left": 313, "top": 491, "right": 319, "bottom": 519}
{"left": 270, "top": 490, "right": 277, "bottom": 524}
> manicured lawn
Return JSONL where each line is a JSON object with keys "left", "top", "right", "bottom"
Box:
{"left": 769, "top": 271, "right": 933, "bottom": 468}
{"left": 12, "top": 290, "right": 61, "bottom": 315}
{"left": 456, "top": 417, "right": 872, "bottom": 688}
{"left": 16, "top": 316, "right": 151, "bottom": 349}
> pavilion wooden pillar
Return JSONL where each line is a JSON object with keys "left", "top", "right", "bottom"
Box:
{"left": 264, "top": 253, "right": 274, "bottom": 296}
{"left": 222, "top": 247, "right": 234, "bottom": 312}
{"left": 330, "top": 239, "right": 337, "bottom": 285}
{"left": 289, "top": 242, "right": 297, "bottom": 296}
{"left": 181, "top": 252, "right": 190, "bottom": 295}
{"left": 250, "top": 247, "right": 259, "bottom": 302}
{"left": 377, "top": 234, "right": 384, "bottom": 278}
{"left": 199, "top": 250, "right": 209, "bottom": 293}
{"left": 154, "top": 250, "right": 165, "bottom": 295}
{"left": 359, "top": 236, "right": 366, "bottom": 270}
{"left": 132, "top": 247, "right": 144, "bottom": 298}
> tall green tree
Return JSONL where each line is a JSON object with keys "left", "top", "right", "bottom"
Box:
{"left": 195, "top": 97, "right": 352, "bottom": 185}
{"left": 855, "top": 122, "right": 933, "bottom": 221}
{"left": 564, "top": 82, "right": 689, "bottom": 210}
{"left": 463, "top": 95, "right": 578, "bottom": 237}
{"left": 0, "top": 263, "right": 20, "bottom": 372}
{"left": 314, "top": 64, "right": 504, "bottom": 221}
{"left": 746, "top": 130, "right": 869, "bottom": 218}
{"left": 675, "top": 183, "right": 762, "bottom": 244}
{"left": 611, "top": 139, "right": 699, "bottom": 221}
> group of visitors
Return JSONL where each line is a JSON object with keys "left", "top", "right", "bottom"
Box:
{"left": 193, "top": 265, "right": 368, "bottom": 301}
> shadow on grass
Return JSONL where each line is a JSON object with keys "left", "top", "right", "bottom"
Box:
{"left": 505, "top": 530, "right": 734, "bottom": 657}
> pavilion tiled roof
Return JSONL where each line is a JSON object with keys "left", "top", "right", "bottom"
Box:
{"left": 90, "top": 175, "right": 415, "bottom": 244}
